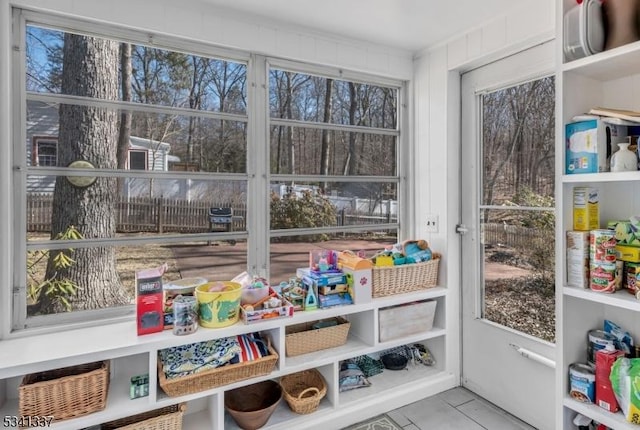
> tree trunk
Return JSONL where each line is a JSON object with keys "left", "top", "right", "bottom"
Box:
{"left": 286, "top": 73, "right": 295, "bottom": 175}
{"left": 40, "top": 34, "right": 129, "bottom": 314}
{"left": 117, "top": 43, "right": 132, "bottom": 170}
{"left": 320, "top": 79, "right": 333, "bottom": 190}
{"left": 344, "top": 83, "right": 358, "bottom": 175}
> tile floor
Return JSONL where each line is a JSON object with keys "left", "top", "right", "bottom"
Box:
{"left": 383, "top": 387, "right": 537, "bottom": 430}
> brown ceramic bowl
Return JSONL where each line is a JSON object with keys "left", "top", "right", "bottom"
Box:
{"left": 225, "top": 380, "right": 282, "bottom": 429}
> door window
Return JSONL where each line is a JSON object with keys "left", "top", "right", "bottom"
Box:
{"left": 480, "top": 76, "right": 556, "bottom": 342}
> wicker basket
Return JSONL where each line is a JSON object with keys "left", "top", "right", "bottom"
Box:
{"left": 18, "top": 360, "right": 109, "bottom": 422}
{"left": 285, "top": 317, "right": 350, "bottom": 357}
{"left": 280, "top": 369, "right": 327, "bottom": 414}
{"left": 102, "top": 403, "right": 186, "bottom": 430}
{"left": 372, "top": 257, "right": 440, "bottom": 298}
{"left": 158, "top": 341, "right": 279, "bottom": 397}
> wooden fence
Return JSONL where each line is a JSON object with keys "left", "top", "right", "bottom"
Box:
{"left": 27, "top": 195, "right": 396, "bottom": 234}
{"left": 28, "top": 194, "right": 247, "bottom": 234}
{"left": 482, "top": 222, "right": 550, "bottom": 251}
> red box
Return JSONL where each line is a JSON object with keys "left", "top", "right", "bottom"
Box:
{"left": 595, "top": 347, "right": 625, "bottom": 412}
{"left": 135, "top": 266, "right": 165, "bottom": 335}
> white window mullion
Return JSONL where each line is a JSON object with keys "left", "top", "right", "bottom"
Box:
{"left": 246, "top": 54, "right": 270, "bottom": 278}
{"left": 11, "top": 9, "right": 28, "bottom": 332}
{"left": 398, "top": 81, "right": 411, "bottom": 241}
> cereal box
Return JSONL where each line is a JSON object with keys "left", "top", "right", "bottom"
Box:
{"left": 573, "top": 187, "right": 599, "bottom": 231}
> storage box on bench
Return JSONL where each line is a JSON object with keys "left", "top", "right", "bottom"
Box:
{"left": 285, "top": 316, "right": 350, "bottom": 357}
{"left": 372, "top": 257, "right": 439, "bottom": 298}
{"left": 379, "top": 300, "right": 437, "bottom": 342}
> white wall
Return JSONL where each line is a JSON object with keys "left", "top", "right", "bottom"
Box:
{"left": 412, "top": 0, "right": 555, "bottom": 392}
{"left": 7, "top": 0, "right": 414, "bottom": 79}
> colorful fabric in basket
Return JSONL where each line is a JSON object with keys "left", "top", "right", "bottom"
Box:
{"left": 230, "top": 332, "right": 269, "bottom": 364}
{"left": 160, "top": 336, "right": 241, "bottom": 379}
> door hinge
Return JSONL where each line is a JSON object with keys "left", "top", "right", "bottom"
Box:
{"left": 455, "top": 224, "right": 468, "bottom": 235}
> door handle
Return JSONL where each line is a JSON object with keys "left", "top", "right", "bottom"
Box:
{"left": 510, "top": 343, "right": 555, "bottom": 369}
{"left": 456, "top": 224, "right": 469, "bottom": 235}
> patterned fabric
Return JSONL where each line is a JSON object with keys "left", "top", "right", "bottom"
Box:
{"left": 353, "top": 354, "right": 384, "bottom": 377}
{"left": 230, "top": 333, "right": 269, "bottom": 364}
{"left": 160, "top": 336, "right": 241, "bottom": 379}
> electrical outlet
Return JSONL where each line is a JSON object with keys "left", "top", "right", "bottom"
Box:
{"left": 425, "top": 214, "right": 438, "bottom": 233}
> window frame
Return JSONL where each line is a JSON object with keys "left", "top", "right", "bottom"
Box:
{"left": 265, "top": 57, "right": 409, "bottom": 248}
{"left": 128, "top": 149, "right": 148, "bottom": 171}
{"left": 31, "top": 136, "right": 58, "bottom": 167}
{"left": 10, "top": 9, "right": 410, "bottom": 336}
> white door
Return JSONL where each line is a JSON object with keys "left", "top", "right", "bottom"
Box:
{"left": 460, "top": 41, "right": 556, "bottom": 430}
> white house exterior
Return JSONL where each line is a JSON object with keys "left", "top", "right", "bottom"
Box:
{"left": 26, "top": 100, "right": 178, "bottom": 193}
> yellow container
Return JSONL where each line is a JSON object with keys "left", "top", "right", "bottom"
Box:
{"left": 573, "top": 187, "right": 599, "bottom": 231}
{"left": 615, "top": 245, "right": 640, "bottom": 263}
{"left": 195, "top": 282, "right": 242, "bottom": 328}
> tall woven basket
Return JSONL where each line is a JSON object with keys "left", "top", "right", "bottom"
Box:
{"left": 280, "top": 368, "right": 327, "bottom": 414}
{"left": 19, "top": 360, "right": 110, "bottom": 422}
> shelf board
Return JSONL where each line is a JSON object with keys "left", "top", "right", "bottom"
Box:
{"left": 284, "top": 335, "right": 371, "bottom": 370}
{"left": 563, "top": 41, "right": 640, "bottom": 80}
{"left": 563, "top": 396, "right": 633, "bottom": 429}
{"left": 339, "top": 364, "right": 444, "bottom": 407}
{"left": 0, "top": 288, "right": 447, "bottom": 379}
{"left": 563, "top": 286, "right": 640, "bottom": 311}
{"left": 283, "top": 328, "right": 446, "bottom": 372}
{"left": 562, "top": 171, "right": 640, "bottom": 184}
{"left": 223, "top": 397, "right": 334, "bottom": 430}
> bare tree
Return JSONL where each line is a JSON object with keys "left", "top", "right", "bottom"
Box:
{"left": 117, "top": 43, "right": 132, "bottom": 170}
{"left": 320, "top": 78, "right": 333, "bottom": 191}
{"left": 39, "top": 34, "right": 129, "bottom": 314}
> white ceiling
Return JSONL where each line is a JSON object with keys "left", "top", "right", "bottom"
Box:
{"left": 201, "top": 0, "right": 529, "bottom": 52}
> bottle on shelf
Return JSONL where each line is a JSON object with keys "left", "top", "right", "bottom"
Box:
{"left": 610, "top": 141, "right": 637, "bottom": 172}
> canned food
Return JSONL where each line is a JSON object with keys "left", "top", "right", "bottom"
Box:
{"left": 569, "top": 363, "right": 595, "bottom": 403}
{"left": 587, "top": 329, "right": 617, "bottom": 366}
{"left": 590, "top": 262, "right": 617, "bottom": 293}
{"left": 590, "top": 229, "right": 617, "bottom": 264}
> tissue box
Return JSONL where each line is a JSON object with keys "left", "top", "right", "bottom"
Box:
{"left": 565, "top": 119, "right": 627, "bottom": 174}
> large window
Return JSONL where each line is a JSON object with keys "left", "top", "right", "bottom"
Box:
{"left": 13, "top": 11, "right": 405, "bottom": 330}
{"left": 267, "top": 65, "right": 401, "bottom": 282}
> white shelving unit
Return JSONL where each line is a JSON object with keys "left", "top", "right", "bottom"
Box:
{"left": 558, "top": 1, "right": 640, "bottom": 428}
{"left": 0, "top": 287, "right": 453, "bottom": 430}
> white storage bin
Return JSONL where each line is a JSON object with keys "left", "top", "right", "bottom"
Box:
{"left": 379, "top": 300, "right": 436, "bottom": 342}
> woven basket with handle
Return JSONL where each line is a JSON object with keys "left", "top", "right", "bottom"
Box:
{"left": 280, "top": 368, "right": 327, "bottom": 414}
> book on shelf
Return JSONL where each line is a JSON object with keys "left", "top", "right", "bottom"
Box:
{"left": 588, "top": 107, "right": 640, "bottom": 123}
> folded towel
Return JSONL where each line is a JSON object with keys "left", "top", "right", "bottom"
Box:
{"left": 160, "top": 336, "right": 241, "bottom": 379}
